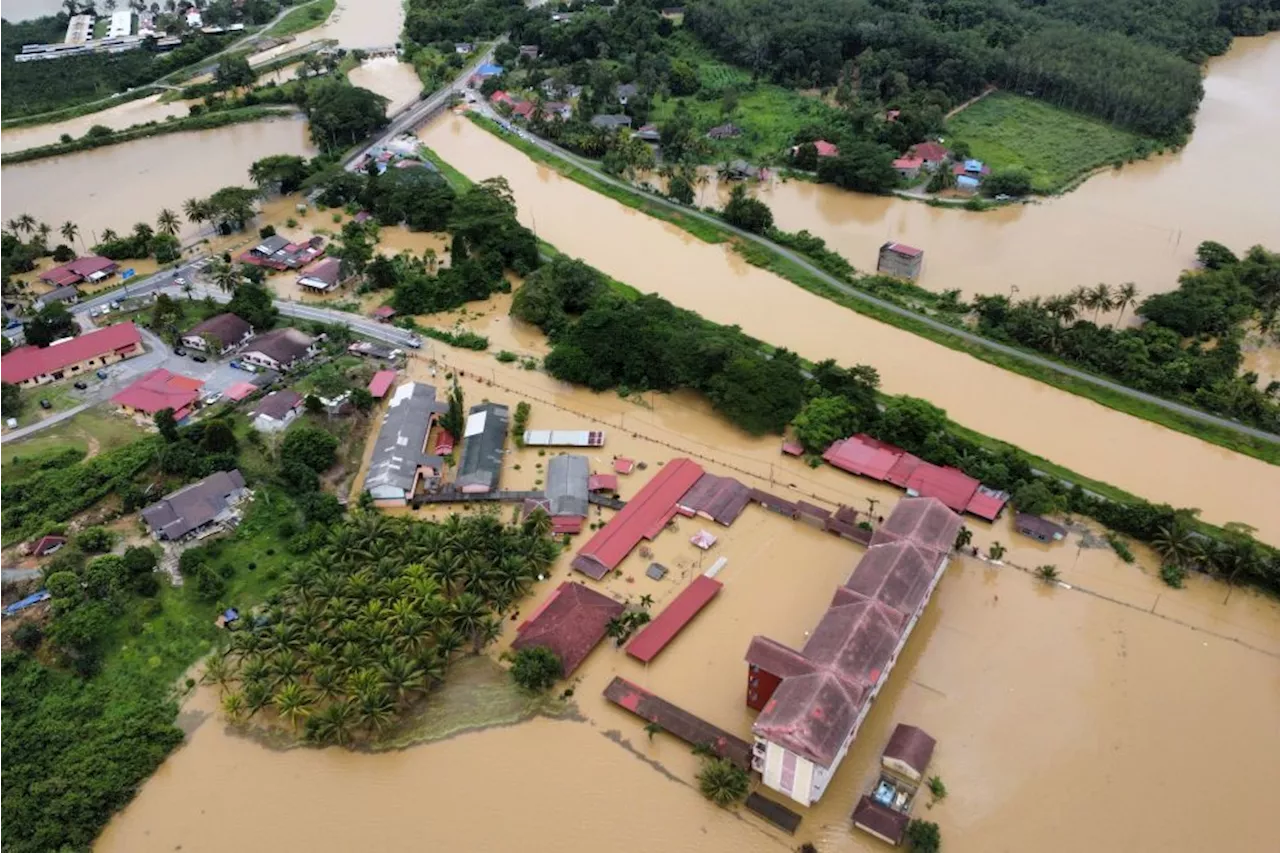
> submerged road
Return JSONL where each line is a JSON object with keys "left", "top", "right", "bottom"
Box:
{"left": 467, "top": 109, "right": 1279, "bottom": 449}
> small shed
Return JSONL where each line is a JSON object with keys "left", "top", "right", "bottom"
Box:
{"left": 31, "top": 534, "right": 67, "bottom": 556}
{"left": 877, "top": 242, "right": 924, "bottom": 280}
{"left": 588, "top": 473, "right": 618, "bottom": 492}
{"left": 613, "top": 457, "right": 636, "bottom": 475}
{"left": 368, "top": 369, "right": 397, "bottom": 399}
{"left": 371, "top": 305, "right": 397, "bottom": 322}
{"left": 882, "top": 723, "right": 936, "bottom": 783}
{"left": 851, "top": 796, "right": 909, "bottom": 846}
{"left": 781, "top": 441, "right": 804, "bottom": 457}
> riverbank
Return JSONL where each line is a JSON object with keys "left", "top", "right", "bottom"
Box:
{"left": 0, "top": 107, "right": 300, "bottom": 165}
{"left": 461, "top": 112, "right": 1280, "bottom": 465}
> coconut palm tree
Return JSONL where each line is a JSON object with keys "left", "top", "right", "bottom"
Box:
{"left": 15, "top": 213, "right": 36, "bottom": 236}
{"left": 201, "top": 654, "right": 233, "bottom": 691}
{"left": 100, "top": 227, "right": 119, "bottom": 243}
{"left": 274, "top": 681, "right": 314, "bottom": 729}
{"left": 157, "top": 208, "right": 181, "bottom": 237}
{"left": 1087, "top": 283, "right": 1114, "bottom": 322}
{"left": 1035, "top": 565, "right": 1060, "bottom": 584}
{"left": 697, "top": 758, "right": 749, "bottom": 806}
{"left": 987, "top": 542, "right": 1006, "bottom": 561}
{"left": 954, "top": 526, "right": 972, "bottom": 550}
{"left": 221, "top": 690, "right": 248, "bottom": 723}
{"left": 59, "top": 221, "right": 80, "bottom": 250}
{"left": 308, "top": 699, "right": 357, "bottom": 745}
{"left": 34, "top": 222, "right": 51, "bottom": 250}
{"left": 1044, "top": 295, "right": 1078, "bottom": 326}
{"left": 380, "top": 656, "right": 426, "bottom": 705}
{"left": 132, "top": 222, "right": 154, "bottom": 243}
{"left": 1113, "top": 282, "right": 1140, "bottom": 326}
{"left": 472, "top": 615, "right": 503, "bottom": 653}
{"left": 207, "top": 260, "right": 241, "bottom": 293}
{"left": 1152, "top": 522, "right": 1197, "bottom": 568}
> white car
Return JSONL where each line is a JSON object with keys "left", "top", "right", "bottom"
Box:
{"left": 203, "top": 393, "right": 223, "bottom": 406}
{"left": 405, "top": 335, "right": 423, "bottom": 349}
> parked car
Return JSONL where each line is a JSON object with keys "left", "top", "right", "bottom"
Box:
{"left": 405, "top": 335, "right": 423, "bottom": 349}
{"left": 73, "top": 381, "right": 88, "bottom": 390}
{"left": 203, "top": 393, "right": 222, "bottom": 406}
{"left": 39, "top": 399, "right": 51, "bottom": 409}
{"left": 174, "top": 346, "right": 187, "bottom": 356}
{"left": 175, "top": 276, "right": 187, "bottom": 285}
{"left": 96, "top": 369, "right": 109, "bottom": 379}
{"left": 192, "top": 354, "right": 208, "bottom": 363}
{"left": 229, "top": 360, "right": 259, "bottom": 373}
{"left": 109, "top": 301, "right": 120, "bottom": 310}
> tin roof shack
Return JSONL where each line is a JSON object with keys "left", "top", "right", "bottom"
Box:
{"left": 513, "top": 581, "right": 624, "bottom": 676}
{"left": 545, "top": 454, "right": 590, "bottom": 519}
{"left": 456, "top": 402, "right": 509, "bottom": 493}
{"left": 877, "top": 242, "right": 923, "bottom": 280}
{"left": 745, "top": 498, "right": 960, "bottom": 807}
{"left": 1015, "top": 512, "right": 1068, "bottom": 543}
{"left": 364, "top": 382, "right": 447, "bottom": 505}
{"left": 142, "top": 469, "right": 249, "bottom": 541}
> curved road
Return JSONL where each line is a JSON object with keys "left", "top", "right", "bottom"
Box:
{"left": 472, "top": 112, "right": 1279, "bottom": 448}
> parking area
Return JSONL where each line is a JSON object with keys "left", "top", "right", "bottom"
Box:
{"left": 164, "top": 350, "right": 278, "bottom": 401}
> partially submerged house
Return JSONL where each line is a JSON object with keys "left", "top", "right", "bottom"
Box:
{"left": 744, "top": 498, "right": 961, "bottom": 807}
{"left": 512, "top": 581, "right": 625, "bottom": 676}
{"left": 182, "top": 312, "right": 253, "bottom": 354}
{"left": 33, "top": 285, "right": 80, "bottom": 311}
{"left": 456, "top": 402, "right": 510, "bottom": 493}
{"left": 851, "top": 724, "right": 937, "bottom": 846}
{"left": 239, "top": 234, "right": 324, "bottom": 270}
{"left": 364, "top": 382, "right": 447, "bottom": 506}
{"left": 877, "top": 242, "right": 924, "bottom": 280}
{"left": 296, "top": 257, "right": 344, "bottom": 292}
{"left": 542, "top": 454, "right": 589, "bottom": 532}
{"left": 522, "top": 429, "right": 604, "bottom": 447}
{"left": 1014, "top": 512, "right": 1068, "bottom": 544}
{"left": 142, "top": 469, "right": 249, "bottom": 541}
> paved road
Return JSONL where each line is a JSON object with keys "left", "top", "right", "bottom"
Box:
{"left": 343, "top": 43, "right": 500, "bottom": 170}
{"left": 470, "top": 108, "right": 1280, "bottom": 447}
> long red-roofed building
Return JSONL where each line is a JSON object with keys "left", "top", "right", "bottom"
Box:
{"left": 1, "top": 323, "right": 142, "bottom": 387}
{"left": 626, "top": 575, "right": 722, "bottom": 663}
{"left": 744, "top": 497, "right": 961, "bottom": 807}
{"left": 571, "top": 458, "right": 704, "bottom": 580}
{"left": 512, "top": 582, "right": 624, "bottom": 676}
{"left": 39, "top": 255, "right": 118, "bottom": 287}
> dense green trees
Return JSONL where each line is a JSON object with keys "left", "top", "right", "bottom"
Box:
{"left": 815, "top": 142, "right": 901, "bottom": 194}
{"left": 302, "top": 80, "right": 389, "bottom": 151}
{"left": 24, "top": 302, "right": 77, "bottom": 347}
{"left": 972, "top": 242, "right": 1280, "bottom": 432}
{"left": 509, "top": 645, "right": 562, "bottom": 692}
{"left": 722, "top": 184, "right": 773, "bottom": 233}
{"left": 226, "top": 282, "right": 279, "bottom": 330}
{"left": 214, "top": 511, "right": 559, "bottom": 742}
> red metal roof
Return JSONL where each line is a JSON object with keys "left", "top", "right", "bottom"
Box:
{"left": 892, "top": 156, "right": 924, "bottom": 169}
{"left": 572, "top": 458, "right": 704, "bottom": 580}
{"left": 368, "top": 369, "right": 396, "bottom": 399}
{"left": 883, "top": 241, "right": 923, "bottom": 258}
{"left": 626, "top": 575, "right": 723, "bottom": 663}
{"left": 781, "top": 441, "right": 804, "bottom": 456}
{"left": 903, "top": 463, "right": 979, "bottom": 513}
{"left": 112, "top": 367, "right": 203, "bottom": 418}
{"left": 513, "top": 582, "right": 624, "bottom": 675}
{"left": 39, "top": 255, "right": 116, "bottom": 286}
{"left": 371, "top": 305, "right": 397, "bottom": 319}
{"left": 434, "top": 430, "right": 455, "bottom": 455}
{"left": 613, "top": 457, "right": 636, "bottom": 474}
{"left": 224, "top": 381, "right": 258, "bottom": 401}
{"left": 2, "top": 323, "right": 141, "bottom": 385}
{"left": 870, "top": 496, "right": 963, "bottom": 555}
{"left": 587, "top": 473, "right": 618, "bottom": 492}
{"left": 814, "top": 140, "right": 839, "bottom": 157}
{"left": 965, "top": 486, "right": 1008, "bottom": 521}
{"left": 32, "top": 534, "right": 67, "bottom": 556}
{"left": 552, "top": 515, "right": 584, "bottom": 535}
{"left": 909, "top": 141, "right": 950, "bottom": 162}
{"left": 884, "top": 452, "right": 923, "bottom": 487}
{"left": 823, "top": 435, "right": 902, "bottom": 481}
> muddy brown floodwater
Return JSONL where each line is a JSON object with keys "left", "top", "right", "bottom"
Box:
{"left": 98, "top": 346, "right": 1280, "bottom": 853}
{"left": 417, "top": 114, "right": 1280, "bottom": 545}
{"left": 0, "top": 117, "right": 317, "bottom": 241}
{"left": 745, "top": 34, "right": 1280, "bottom": 301}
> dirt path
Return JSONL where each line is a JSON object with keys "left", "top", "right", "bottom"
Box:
{"left": 946, "top": 85, "right": 997, "bottom": 119}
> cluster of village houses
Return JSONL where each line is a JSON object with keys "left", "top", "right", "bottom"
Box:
{"left": 17, "top": 5, "right": 242, "bottom": 63}
{"left": 891, "top": 141, "right": 992, "bottom": 193}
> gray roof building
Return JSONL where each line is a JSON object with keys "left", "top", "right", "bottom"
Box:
{"left": 546, "top": 454, "right": 589, "bottom": 517}
{"left": 240, "top": 327, "right": 316, "bottom": 370}
{"left": 590, "top": 114, "right": 632, "bottom": 130}
{"left": 142, "top": 469, "right": 248, "bottom": 541}
{"left": 185, "top": 312, "right": 253, "bottom": 352}
{"left": 456, "top": 402, "right": 509, "bottom": 493}
{"left": 35, "top": 285, "right": 80, "bottom": 309}
{"left": 365, "top": 382, "right": 447, "bottom": 504}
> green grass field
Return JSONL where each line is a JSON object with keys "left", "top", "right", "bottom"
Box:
{"left": 649, "top": 85, "right": 834, "bottom": 164}
{"left": 2, "top": 407, "right": 142, "bottom": 478}
{"left": 945, "top": 92, "right": 1150, "bottom": 193}
{"left": 268, "top": 0, "right": 337, "bottom": 38}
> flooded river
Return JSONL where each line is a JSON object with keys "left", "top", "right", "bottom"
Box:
{"left": 724, "top": 35, "right": 1280, "bottom": 301}
{"left": 98, "top": 349, "right": 1280, "bottom": 852}
{"left": 0, "top": 117, "right": 316, "bottom": 241}
{"left": 418, "top": 113, "right": 1280, "bottom": 545}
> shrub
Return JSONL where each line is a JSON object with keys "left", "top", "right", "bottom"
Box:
{"left": 905, "top": 819, "right": 941, "bottom": 853}
{"left": 1160, "top": 563, "right": 1186, "bottom": 588}
{"left": 1105, "top": 533, "right": 1135, "bottom": 563}
{"left": 509, "top": 646, "right": 562, "bottom": 692}
{"left": 928, "top": 775, "right": 947, "bottom": 801}
{"left": 13, "top": 621, "right": 43, "bottom": 652}
{"left": 74, "top": 526, "right": 114, "bottom": 553}
{"left": 496, "top": 350, "right": 518, "bottom": 363}
{"left": 697, "top": 757, "right": 749, "bottom": 806}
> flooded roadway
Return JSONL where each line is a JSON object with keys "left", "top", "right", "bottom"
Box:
{"left": 97, "top": 347, "right": 1280, "bottom": 853}
{"left": 418, "top": 113, "right": 1280, "bottom": 545}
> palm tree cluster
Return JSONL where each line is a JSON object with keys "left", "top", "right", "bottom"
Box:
{"left": 211, "top": 511, "right": 560, "bottom": 746}
{"left": 1151, "top": 519, "right": 1277, "bottom": 594}
{"left": 697, "top": 757, "right": 750, "bottom": 807}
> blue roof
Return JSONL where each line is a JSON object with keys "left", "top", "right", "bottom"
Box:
{"left": 223, "top": 607, "right": 240, "bottom": 621}
{"left": 964, "top": 158, "right": 984, "bottom": 172}
{"left": 476, "top": 63, "right": 503, "bottom": 76}
{"left": 956, "top": 175, "right": 981, "bottom": 189}
{"left": 4, "top": 590, "right": 50, "bottom": 616}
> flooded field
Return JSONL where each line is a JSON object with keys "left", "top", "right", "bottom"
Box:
{"left": 1, "top": 95, "right": 197, "bottom": 152}
{"left": 0, "top": 118, "right": 316, "bottom": 242}
{"left": 419, "top": 114, "right": 1280, "bottom": 546}
{"left": 749, "top": 34, "right": 1280, "bottom": 301}
{"left": 98, "top": 347, "right": 1280, "bottom": 853}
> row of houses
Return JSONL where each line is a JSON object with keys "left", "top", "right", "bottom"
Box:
{"left": 182, "top": 313, "right": 318, "bottom": 371}
{"left": 892, "top": 141, "right": 992, "bottom": 192}
{"left": 0, "top": 322, "right": 143, "bottom": 388}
